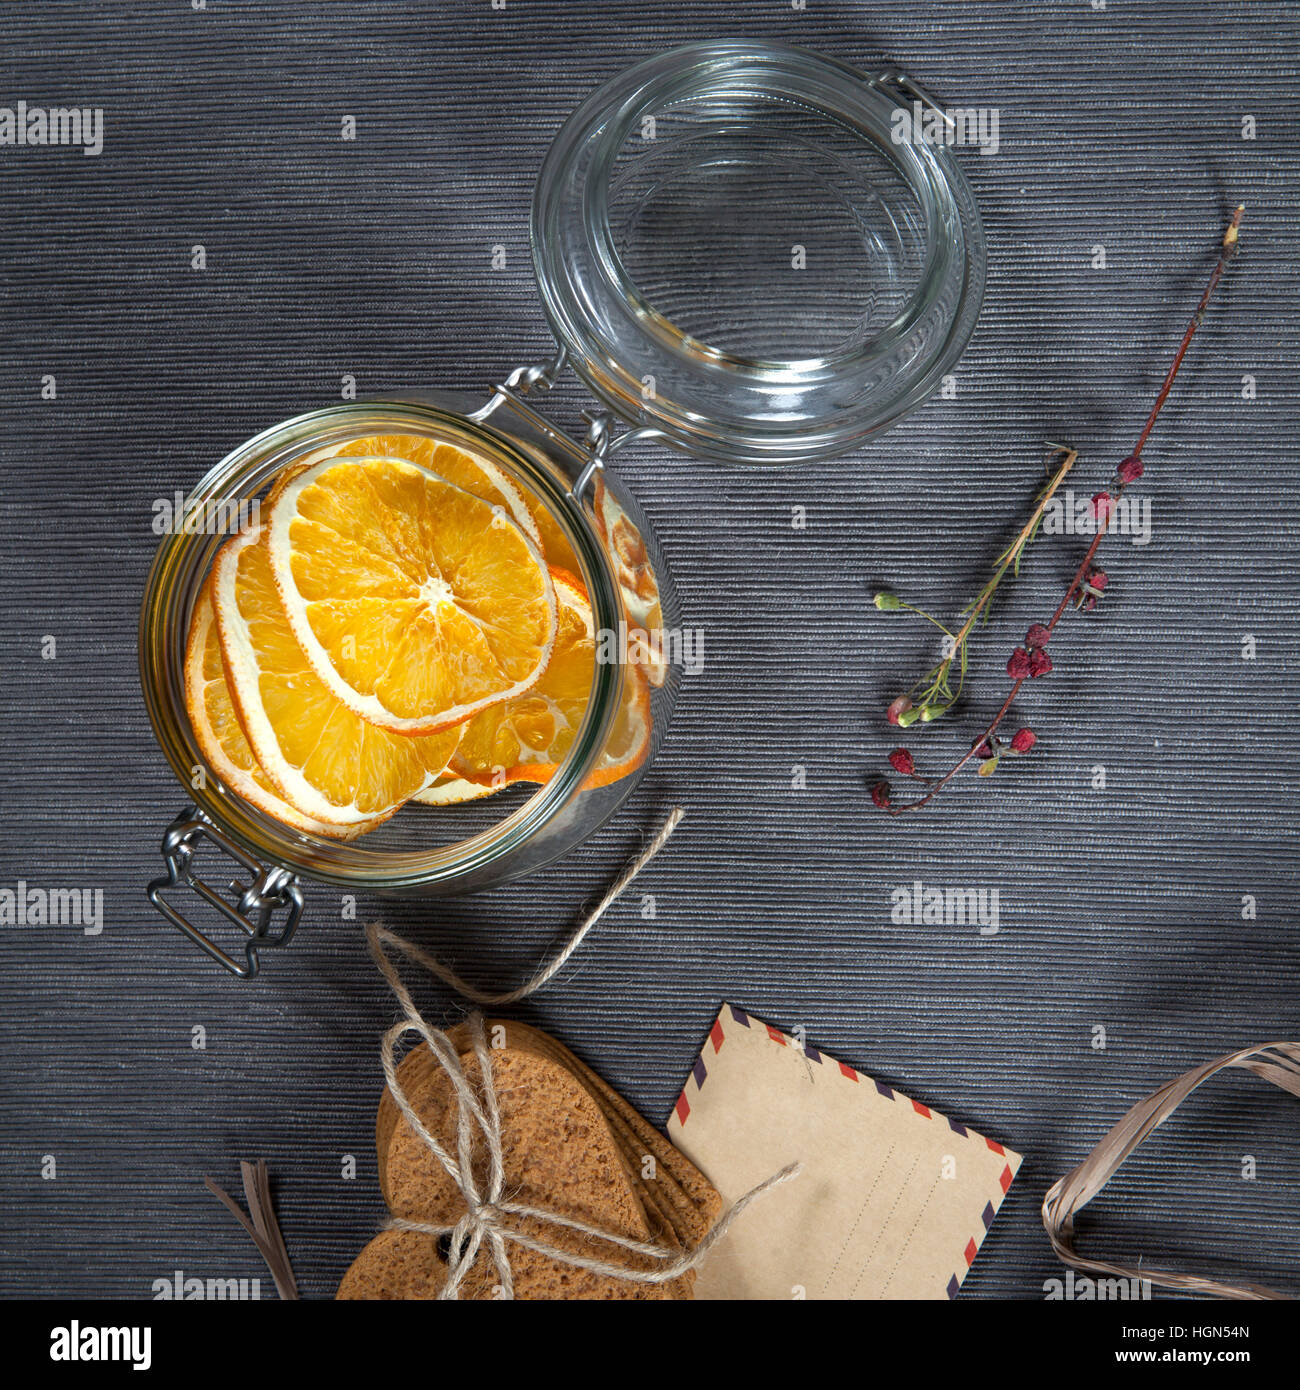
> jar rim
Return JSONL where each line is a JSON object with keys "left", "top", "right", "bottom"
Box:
{"left": 139, "top": 401, "right": 631, "bottom": 891}
{"left": 532, "top": 40, "right": 986, "bottom": 464}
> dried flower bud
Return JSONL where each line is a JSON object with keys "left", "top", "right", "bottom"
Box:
{"left": 888, "top": 748, "right": 915, "bottom": 776}
{"left": 870, "top": 780, "right": 891, "bottom": 809}
{"left": 1029, "top": 647, "right": 1053, "bottom": 677}
{"left": 1077, "top": 567, "right": 1110, "bottom": 612}
{"left": 1117, "top": 454, "right": 1144, "bottom": 485}
{"left": 1010, "top": 727, "right": 1037, "bottom": 753}
{"left": 1090, "top": 491, "right": 1113, "bottom": 521}
{"left": 886, "top": 695, "right": 912, "bottom": 725}
{"left": 1025, "top": 623, "right": 1051, "bottom": 649}
{"left": 1007, "top": 647, "right": 1032, "bottom": 680}
{"left": 874, "top": 592, "right": 902, "bottom": 611}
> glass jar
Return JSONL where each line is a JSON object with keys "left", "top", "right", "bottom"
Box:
{"left": 534, "top": 42, "right": 985, "bottom": 462}
{"left": 140, "top": 41, "right": 985, "bottom": 975}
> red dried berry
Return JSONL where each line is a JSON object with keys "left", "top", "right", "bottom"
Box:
{"left": 870, "top": 780, "right": 891, "bottom": 809}
{"left": 1007, "top": 647, "right": 1032, "bottom": 680}
{"left": 1117, "top": 455, "right": 1144, "bottom": 485}
{"left": 1010, "top": 728, "right": 1037, "bottom": 753}
{"left": 973, "top": 739, "right": 994, "bottom": 760}
{"left": 1089, "top": 569, "right": 1109, "bottom": 591}
{"left": 888, "top": 748, "right": 915, "bottom": 776}
{"left": 886, "top": 695, "right": 912, "bottom": 726}
{"left": 1029, "top": 647, "right": 1053, "bottom": 677}
{"left": 1025, "top": 623, "right": 1051, "bottom": 649}
{"left": 1090, "top": 491, "right": 1113, "bottom": 521}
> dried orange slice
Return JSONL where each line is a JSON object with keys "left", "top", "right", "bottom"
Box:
{"left": 213, "top": 527, "right": 461, "bottom": 826}
{"left": 333, "top": 431, "right": 589, "bottom": 579}
{"left": 412, "top": 774, "right": 506, "bottom": 807}
{"left": 332, "top": 434, "right": 542, "bottom": 549}
{"left": 267, "top": 455, "right": 557, "bottom": 734}
{"left": 592, "top": 476, "right": 667, "bottom": 687}
{"left": 183, "top": 586, "right": 372, "bottom": 839}
{"left": 450, "top": 569, "right": 596, "bottom": 785}
{"left": 524, "top": 495, "right": 580, "bottom": 572}
{"left": 585, "top": 663, "right": 652, "bottom": 790}
{"left": 450, "top": 569, "right": 651, "bottom": 790}
{"left": 332, "top": 430, "right": 586, "bottom": 573}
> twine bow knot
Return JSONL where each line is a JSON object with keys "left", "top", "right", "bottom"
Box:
{"left": 370, "top": 931, "right": 801, "bottom": 1300}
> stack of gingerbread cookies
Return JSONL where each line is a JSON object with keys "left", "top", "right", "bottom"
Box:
{"left": 338, "top": 1019, "right": 722, "bottom": 1299}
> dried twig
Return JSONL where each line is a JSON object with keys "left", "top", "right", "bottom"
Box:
{"left": 876, "top": 445, "right": 1077, "bottom": 726}
{"left": 873, "top": 206, "right": 1244, "bottom": 814}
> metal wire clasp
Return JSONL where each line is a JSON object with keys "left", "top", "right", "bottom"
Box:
{"left": 469, "top": 345, "right": 667, "bottom": 505}
{"left": 467, "top": 343, "right": 570, "bottom": 425}
{"left": 872, "top": 65, "right": 957, "bottom": 131}
{"left": 146, "top": 807, "right": 304, "bottom": 978}
{"left": 570, "top": 413, "right": 667, "bottom": 502}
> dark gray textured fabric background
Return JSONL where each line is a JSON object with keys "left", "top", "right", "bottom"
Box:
{"left": 1, "top": 1, "right": 1298, "bottom": 1301}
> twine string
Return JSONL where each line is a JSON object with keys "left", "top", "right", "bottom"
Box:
{"left": 365, "top": 807, "right": 801, "bottom": 1298}
{"left": 368, "top": 805, "right": 684, "bottom": 1008}
{"left": 376, "top": 1007, "right": 801, "bottom": 1298}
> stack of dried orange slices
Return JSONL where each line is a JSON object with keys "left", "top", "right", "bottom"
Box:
{"left": 182, "top": 438, "right": 655, "bottom": 839}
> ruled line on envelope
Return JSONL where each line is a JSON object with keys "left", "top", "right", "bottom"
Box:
{"left": 877, "top": 1172, "right": 943, "bottom": 1297}
{"left": 850, "top": 1154, "right": 921, "bottom": 1298}
{"left": 822, "top": 1140, "right": 896, "bottom": 1296}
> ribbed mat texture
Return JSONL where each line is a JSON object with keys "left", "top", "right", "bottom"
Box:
{"left": 1, "top": 2, "right": 1297, "bottom": 1299}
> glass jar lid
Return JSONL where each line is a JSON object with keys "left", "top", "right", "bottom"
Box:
{"left": 532, "top": 41, "right": 986, "bottom": 465}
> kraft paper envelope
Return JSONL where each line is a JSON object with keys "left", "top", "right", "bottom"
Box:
{"left": 667, "top": 1005, "right": 1021, "bottom": 1300}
